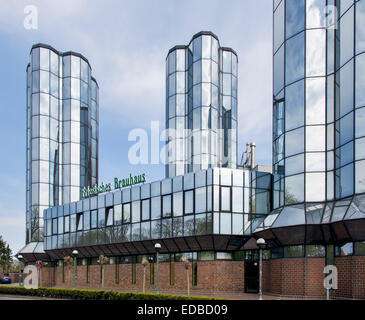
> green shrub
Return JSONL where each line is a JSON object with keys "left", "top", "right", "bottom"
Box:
{"left": 0, "top": 286, "right": 220, "bottom": 300}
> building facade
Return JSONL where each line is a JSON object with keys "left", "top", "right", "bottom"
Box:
{"left": 251, "top": 0, "right": 365, "bottom": 298}
{"left": 265, "top": 0, "right": 365, "bottom": 247}
{"left": 17, "top": 10, "right": 365, "bottom": 298}
{"left": 26, "top": 44, "right": 99, "bottom": 244}
{"left": 166, "top": 32, "right": 238, "bottom": 178}
{"left": 273, "top": 0, "right": 365, "bottom": 209}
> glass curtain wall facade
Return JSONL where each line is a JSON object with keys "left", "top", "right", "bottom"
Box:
{"left": 166, "top": 32, "right": 238, "bottom": 178}
{"left": 43, "top": 168, "right": 272, "bottom": 255}
{"left": 272, "top": 0, "right": 365, "bottom": 210}
{"left": 26, "top": 44, "right": 99, "bottom": 243}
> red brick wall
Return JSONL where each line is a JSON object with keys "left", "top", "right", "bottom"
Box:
{"left": 281, "top": 258, "right": 305, "bottom": 296}
{"left": 333, "top": 256, "right": 365, "bottom": 299}
{"left": 42, "top": 261, "right": 245, "bottom": 293}
{"left": 304, "top": 258, "right": 326, "bottom": 297}
{"left": 352, "top": 256, "right": 365, "bottom": 299}
{"left": 38, "top": 256, "right": 365, "bottom": 299}
{"left": 39, "top": 267, "right": 55, "bottom": 287}
{"left": 262, "top": 258, "right": 326, "bottom": 298}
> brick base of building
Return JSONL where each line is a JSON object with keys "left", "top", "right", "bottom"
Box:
{"left": 40, "top": 261, "right": 245, "bottom": 294}
{"left": 262, "top": 256, "right": 365, "bottom": 299}
{"left": 37, "top": 256, "right": 365, "bottom": 299}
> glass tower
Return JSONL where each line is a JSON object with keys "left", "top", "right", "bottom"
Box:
{"left": 272, "top": 0, "right": 365, "bottom": 209}
{"left": 26, "top": 44, "right": 99, "bottom": 243}
{"left": 166, "top": 31, "right": 238, "bottom": 178}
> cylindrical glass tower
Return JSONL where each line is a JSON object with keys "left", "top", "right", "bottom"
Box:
{"left": 272, "top": 0, "right": 365, "bottom": 209}
{"left": 26, "top": 44, "right": 99, "bottom": 243}
{"left": 166, "top": 31, "right": 238, "bottom": 178}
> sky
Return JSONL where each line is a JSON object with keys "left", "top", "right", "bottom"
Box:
{"left": 0, "top": 0, "right": 273, "bottom": 256}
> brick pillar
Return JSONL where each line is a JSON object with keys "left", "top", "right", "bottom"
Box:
{"left": 353, "top": 256, "right": 365, "bottom": 299}
{"left": 262, "top": 260, "right": 271, "bottom": 293}
{"left": 334, "top": 256, "right": 353, "bottom": 298}
{"left": 304, "top": 258, "right": 326, "bottom": 298}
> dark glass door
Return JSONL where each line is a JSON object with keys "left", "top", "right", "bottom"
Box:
{"left": 244, "top": 261, "right": 259, "bottom": 293}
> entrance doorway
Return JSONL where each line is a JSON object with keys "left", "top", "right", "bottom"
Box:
{"left": 244, "top": 261, "right": 259, "bottom": 293}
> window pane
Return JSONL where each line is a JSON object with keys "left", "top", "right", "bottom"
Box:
{"left": 285, "top": 174, "right": 304, "bottom": 204}
{"left": 285, "top": 80, "right": 304, "bottom": 131}
{"left": 306, "top": 29, "right": 326, "bottom": 76}
{"left": 286, "top": 128, "right": 304, "bottom": 156}
{"left": 274, "top": 46, "right": 284, "bottom": 95}
{"left": 184, "top": 191, "right": 194, "bottom": 214}
{"left": 83, "top": 211, "right": 90, "bottom": 230}
{"left": 356, "top": 53, "right": 365, "bottom": 108}
{"left": 274, "top": 0, "right": 285, "bottom": 53}
{"left": 64, "top": 216, "right": 70, "bottom": 232}
{"left": 173, "top": 192, "right": 183, "bottom": 216}
{"left": 151, "top": 197, "right": 161, "bottom": 220}
{"left": 142, "top": 200, "right": 150, "bottom": 221}
{"left": 232, "top": 187, "right": 243, "bottom": 212}
{"left": 114, "top": 205, "right": 122, "bottom": 224}
{"left": 339, "top": 7, "right": 354, "bottom": 67}
{"left": 335, "top": 243, "right": 353, "bottom": 256}
{"left": 221, "top": 187, "right": 231, "bottom": 211}
{"left": 220, "top": 213, "right": 231, "bottom": 234}
{"left": 184, "top": 216, "right": 194, "bottom": 236}
{"left": 162, "top": 195, "right": 172, "bottom": 217}
{"left": 356, "top": 0, "right": 365, "bottom": 54}
{"left": 284, "top": 245, "right": 304, "bottom": 258}
{"left": 306, "top": 245, "right": 325, "bottom": 257}
{"left": 286, "top": 154, "right": 304, "bottom": 176}
{"left": 306, "top": 77, "right": 326, "bottom": 125}
{"left": 286, "top": 0, "right": 305, "bottom": 39}
{"left": 106, "top": 208, "right": 113, "bottom": 226}
{"left": 40, "top": 71, "right": 49, "bottom": 93}
{"left": 123, "top": 204, "right": 130, "bottom": 223}
{"left": 195, "top": 187, "right": 206, "bottom": 213}
{"left": 98, "top": 209, "right": 105, "bottom": 227}
{"left": 306, "top": 126, "right": 325, "bottom": 151}
{"left": 306, "top": 172, "right": 325, "bottom": 202}
{"left": 286, "top": 32, "right": 305, "bottom": 85}
{"left": 340, "top": 60, "right": 354, "bottom": 117}
{"left": 306, "top": 0, "right": 326, "bottom": 28}
{"left": 132, "top": 201, "right": 140, "bottom": 223}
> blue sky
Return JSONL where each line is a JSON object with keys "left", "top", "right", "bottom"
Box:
{"left": 0, "top": 1, "right": 273, "bottom": 255}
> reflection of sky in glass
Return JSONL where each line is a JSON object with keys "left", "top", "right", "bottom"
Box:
{"left": 274, "top": 0, "right": 284, "bottom": 53}
{"left": 274, "top": 46, "right": 284, "bottom": 95}
{"left": 356, "top": 0, "right": 365, "bottom": 54}
{"left": 306, "top": 0, "right": 326, "bottom": 28}
{"left": 285, "top": 0, "right": 305, "bottom": 39}
{"left": 356, "top": 160, "right": 365, "bottom": 193}
{"left": 285, "top": 80, "right": 304, "bottom": 131}
{"left": 306, "top": 125, "right": 325, "bottom": 152}
{"left": 339, "top": 7, "right": 354, "bottom": 67}
{"left": 356, "top": 54, "right": 365, "bottom": 108}
{"left": 340, "top": 164, "right": 354, "bottom": 197}
{"left": 306, "top": 29, "right": 326, "bottom": 77}
{"left": 306, "top": 77, "right": 326, "bottom": 125}
{"left": 306, "top": 172, "right": 325, "bottom": 202}
{"left": 285, "top": 32, "right": 305, "bottom": 85}
{"left": 285, "top": 127, "right": 304, "bottom": 157}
